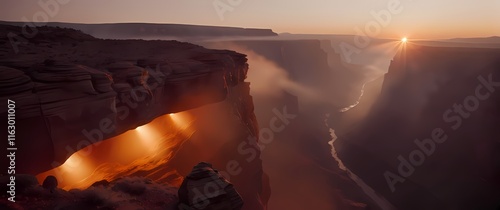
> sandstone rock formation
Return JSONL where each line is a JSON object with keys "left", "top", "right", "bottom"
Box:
{"left": 1, "top": 24, "right": 271, "bottom": 210}
{"left": 0, "top": 24, "right": 249, "bottom": 175}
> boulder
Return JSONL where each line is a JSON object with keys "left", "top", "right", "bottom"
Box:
{"left": 179, "top": 162, "right": 243, "bottom": 210}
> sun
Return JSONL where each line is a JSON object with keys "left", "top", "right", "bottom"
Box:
{"left": 401, "top": 37, "right": 408, "bottom": 43}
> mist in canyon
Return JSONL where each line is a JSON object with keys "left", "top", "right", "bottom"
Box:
{"left": 1, "top": 18, "right": 500, "bottom": 210}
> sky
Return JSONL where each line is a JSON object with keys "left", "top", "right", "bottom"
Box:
{"left": 1, "top": 0, "right": 499, "bottom": 39}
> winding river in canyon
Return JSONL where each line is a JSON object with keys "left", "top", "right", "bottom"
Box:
{"left": 326, "top": 81, "right": 396, "bottom": 210}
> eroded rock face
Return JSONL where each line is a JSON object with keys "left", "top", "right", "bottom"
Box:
{"left": 0, "top": 24, "right": 248, "bottom": 175}
{"left": 179, "top": 162, "right": 244, "bottom": 210}
{"left": 336, "top": 44, "right": 500, "bottom": 210}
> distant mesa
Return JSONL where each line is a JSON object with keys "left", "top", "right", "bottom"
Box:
{"left": 445, "top": 36, "right": 500, "bottom": 44}
{"left": 0, "top": 21, "right": 278, "bottom": 39}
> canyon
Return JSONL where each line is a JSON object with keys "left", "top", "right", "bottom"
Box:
{"left": 1, "top": 21, "right": 499, "bottom": 210}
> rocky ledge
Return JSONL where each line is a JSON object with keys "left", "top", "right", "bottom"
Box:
{"left": 0, "top": 24, "right": 249, "bottom": 175}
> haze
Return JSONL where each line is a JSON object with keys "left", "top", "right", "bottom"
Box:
{"left": 1, "top": 0, "right": 499, "bottom": 39}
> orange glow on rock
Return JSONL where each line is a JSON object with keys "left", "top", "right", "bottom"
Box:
{"left": 169, "top": 113, "right": 190, "bottom": 129}
{"left": 37, "top": 111, "right": 195, "bottom": 190}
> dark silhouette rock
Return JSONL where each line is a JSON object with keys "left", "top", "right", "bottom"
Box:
{"left": 179, "top": 162, "right": 244, "bottom": 210}
{"left": 42, "top": 176, "right": 58, "bottom": 193}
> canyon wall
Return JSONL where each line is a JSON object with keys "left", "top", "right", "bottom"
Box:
{"left": 336, "top": 44, "right": 500, "bottom": 210}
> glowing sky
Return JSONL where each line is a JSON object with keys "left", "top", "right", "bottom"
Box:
{"left": 1, "top": 0, "right": 499, "bottom": 39}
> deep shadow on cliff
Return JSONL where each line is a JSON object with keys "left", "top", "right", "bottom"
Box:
{"left": 336, "top": 43, "right": 500, "bottom": 210}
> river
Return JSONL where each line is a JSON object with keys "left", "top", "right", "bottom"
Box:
{"left": 325, "top": 81, "right": 397, "bottom": 210}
